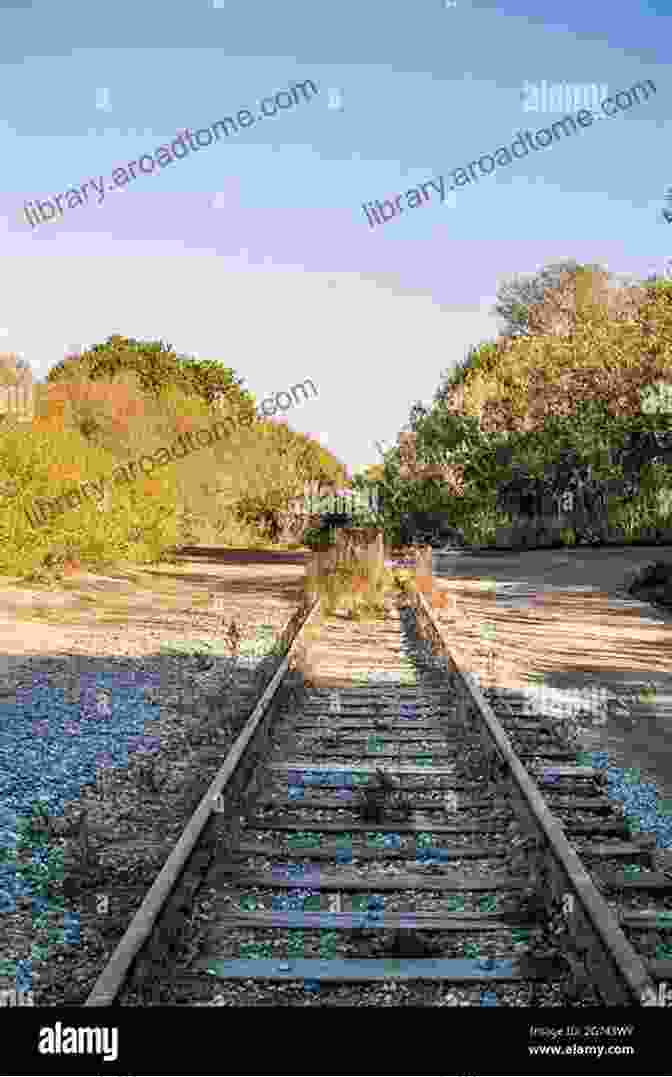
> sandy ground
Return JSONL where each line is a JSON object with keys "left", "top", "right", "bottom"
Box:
{"left": 0, "top": 540, "right": 668, "bottom": 703}
{"left": 0, "top": 549, "right": 309, "bottom": 1007}
{"left": 1, "top": 543, "right": 671, "bottom": 795}
{"left": 0, "top": 553, "right": 307, "bottom": 676}
{"left": 431, "top": 545, "right": 672, "bottom": 689}
{"left": 430, "top": 544, "right": 672, "bottom": 798}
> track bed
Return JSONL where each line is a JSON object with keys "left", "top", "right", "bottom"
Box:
{"left": 85, "top": 582, "right": 670, "bottom": 1008}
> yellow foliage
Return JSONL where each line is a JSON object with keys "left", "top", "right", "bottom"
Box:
{"left": 442, "top": 286, "right": 672, "bottom": 438}
{"left": 47, "top": 464, "right": 82, "bottom": 484}
{"left": 0, "top": 345, "right": 348, "bottom": 576}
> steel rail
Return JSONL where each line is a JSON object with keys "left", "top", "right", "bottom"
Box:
{"left": 83, "top": 551, "right": 661, "bottom": 1007}
{"left": 410, "top": 585, "right": 659, "bottom": 1005}
{"left": 84, "top": 596, "right": 321, "bottom": 1007}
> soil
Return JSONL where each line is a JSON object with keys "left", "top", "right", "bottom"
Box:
{"left": 2, "top": 542, "right": 672, "bottom": 1007}
{"left": 0, "top": 548, "right": 307, "bottom": 1006}
{"left": 430, "top": 544, "right": 672, "bottom": 801}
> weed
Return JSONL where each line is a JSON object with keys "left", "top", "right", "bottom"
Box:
{"left": 303, "top": 529, "right": 393, "bottom": 621}
{"left": 357, "top": 768, "right": 410, "bottom": 823}
{"left": 225, "top": 618, "right": 242, "bottom": 659}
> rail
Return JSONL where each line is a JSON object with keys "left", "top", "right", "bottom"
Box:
{"left": 84, "top": 595, "right": 321, "bottom": 1006}
{"left": 82, "top": 545, "right": 664, "bottom": 1006}
{"left": 410, "top": 585, "right": 659, "bottom": 1005}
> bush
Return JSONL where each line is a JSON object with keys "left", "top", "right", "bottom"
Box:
{"left": 303, "top": 534, "right": 392, "bottom": 620}
{"left": 0, "top": 343, "right": 355, "bottom": 575}
{"left": 302, "top": 526, "right": 332, "bottom": 551}
{"left": 382, "top": 272, "right": 672, "bottom": 550}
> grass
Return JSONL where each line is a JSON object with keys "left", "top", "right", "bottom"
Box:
{"left": 302, "top": 530, "right": 395, "bottom": 621}
{"left": 301, "top": 533, "right": 460, "bottom": 625}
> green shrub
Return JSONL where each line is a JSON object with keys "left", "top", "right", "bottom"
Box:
{"left": 302, "top": 526, "right": 331, "bottom": 550}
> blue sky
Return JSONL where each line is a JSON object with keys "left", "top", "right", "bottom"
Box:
{"left": 1, "top": 0, "right": 669, "bottom": 475}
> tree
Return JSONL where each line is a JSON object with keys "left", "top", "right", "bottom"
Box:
{"left": 492, "top": 259, "right": 584, "bottom": 337}
{"left": 46, "top": 335, "right": 255, "bottom": 424}
{"left": 494, "top": 448, "right": 613, "bottom": 543}
{"left": 389, "top": 270, "right": 672, "bottom": 545}
{"left": 615, "top": 428, "right": 672, "bottom": 489}
{"left": 491, "top": 260, "right": 646, "bottom": 339}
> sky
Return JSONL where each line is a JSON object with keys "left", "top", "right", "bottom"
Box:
{"left": 1, "top": 0, "right": 670, "bottom": 476}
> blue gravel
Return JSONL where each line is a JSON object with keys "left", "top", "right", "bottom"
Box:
{"left": 0, "top": 666, "right": 168, "bottom": 992}
{"left": 0, "top": 668, "right": 164, "bottom": 841}
{"left": 0, "top": 626, "right": 288, "bottom": 996}
{"left": 584, "top": 750, "right": 672, "bottom": 849}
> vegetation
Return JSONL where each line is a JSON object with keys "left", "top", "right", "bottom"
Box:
{"left": 4, "top": 259, "right": 672, "bottom": 580}
{"left": 0, "top": 338, "right": 347, "bottom": 579}
{"left": 490, "top": 259, "right": 646, "bottom": 339}
{"left": 45, "top": 335, "right": 255, "bottom": 419}
{"left": 366, "top": 264, "right": 672, "bottom": 548}
{"left": 302, "top": 531, "right": 393, "bottom": 620}
{"left": 301, "top": 526, "right": 332, "bottom": 552}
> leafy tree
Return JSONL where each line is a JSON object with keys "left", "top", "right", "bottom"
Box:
{"left": 495, "top": 447, "right": 612, "bottom": 542}
{"left": 491, "top": 260, "right": 646, "bottom": 339}
{"left": 383, "top": 266, "right": 672, "bottom": 546}
{"left": 46, "top": 335, "right": 255, "bottom": 424}
{"left": 437, "top": 280, "right": 672, "bottom": 441}
{"left": 491, "top": 259, "right": 585, "bottom": 337}
{"left": 219, "top": 420, "right": 347, "bottom": 541}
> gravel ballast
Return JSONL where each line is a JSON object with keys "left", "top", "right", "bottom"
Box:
{"left": 0, "top": 557, "right": 303, "bottom": 1006}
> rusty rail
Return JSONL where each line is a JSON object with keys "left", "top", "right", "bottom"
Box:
{"left": 409, "top": 584, "right": 658, "bottom": 1005}
{"left": 84, "top": 595, "right": 321, "bottom": 1006}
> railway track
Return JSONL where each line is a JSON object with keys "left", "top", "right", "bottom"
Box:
{"left": 83, "top": 566, "right": 672, "bottom": 1008}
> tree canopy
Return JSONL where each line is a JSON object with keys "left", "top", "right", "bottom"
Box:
{"left": 46, "top": 334, "right": 256, "bottom": 425}
{"left": 376, "top": 264, "right": 672, "bottom": 544}
{"left": 490, "top": 260, "right": 646, "bottom": 339}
